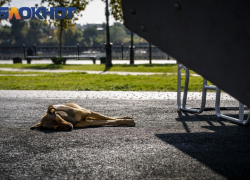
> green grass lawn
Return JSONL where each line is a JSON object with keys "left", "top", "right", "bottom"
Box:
{"left": 0, "top": 64, "right": 205, "bottom": 91}
{"left": 0, "top": 71, "right": 205, "bottom": 91}
{"left": 0, "top": 63, "right": 197, "bottom": 74}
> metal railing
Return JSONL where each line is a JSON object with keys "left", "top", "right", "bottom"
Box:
{"left": 0, "top": 44, "right": 175, "bottom": 60}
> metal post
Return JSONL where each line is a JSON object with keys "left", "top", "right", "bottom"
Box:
{"left": 130, "top": 31, "right": 134, "bottom": 64}
{"left": 121, "top": 43, "right": 123, "bottom": 60}
{"left": 23, "top": 44, "right": 26, "bottom": 59}
{"left": 33, "top": 44, "right": 37, "bottom": 56}
{"left": 149, "top": 43, "right": 152, "bottom": 64}
{"left": 77, "top": 43, "right": 79, "bottom": 60}
{"left": 105, "top": 0, "right": 113, "bottom": 67}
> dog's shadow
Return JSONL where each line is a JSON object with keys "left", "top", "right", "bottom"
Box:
{"left": 35, "top": 125, "right": 130, "bottom": 133}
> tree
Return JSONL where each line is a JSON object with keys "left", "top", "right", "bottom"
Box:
{"left": 82, "top": 26, "right": 98, "bottom": 46}
{"left": 63, "top": 26, "right": 82, "bottom": 45}
{"left": 9, "top": 18, "right": 27, "bottom": 45}
{"left": 26, "top": 19, "right": 42, "bottom": 46}
{"left": 41, "top": 0, "right": 89, "bottom": 57}
{"left": 101, "top": 0, "right": 123, "bottom": 22}
{"left": 0, "top": 25, "right": 11, "bottom": 45}
{"left": 110, "top": 26, "right": 126, "bottom": 44}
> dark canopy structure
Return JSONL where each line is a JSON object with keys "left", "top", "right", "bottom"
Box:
{"left": 122, "top": 0, "right": 250, "bottom": 107}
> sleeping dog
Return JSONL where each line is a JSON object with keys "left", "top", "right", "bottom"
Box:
{"left": 30, "top": 103, "right": 135, "bottom": 131}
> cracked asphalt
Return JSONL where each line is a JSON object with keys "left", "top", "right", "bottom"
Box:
{"left": 1, "top": 90, "right": 250, "bottom": 180}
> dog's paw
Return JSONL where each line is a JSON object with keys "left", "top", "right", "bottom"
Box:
{"left": 126, "top": 120, "right": 136, "bottom": 127}
{"left": 117, "top": 116, "right": 132, "bottom": 119}
{"left": 124, "top": 116, "right": 133, "bottom": 119}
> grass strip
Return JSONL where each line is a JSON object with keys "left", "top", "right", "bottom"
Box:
{"left": 0, "top": 71, "right": 205, "bottom": 91}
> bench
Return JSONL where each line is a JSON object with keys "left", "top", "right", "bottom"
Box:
{"left": 26, "top": 55, "right": 105, "bottom": 64}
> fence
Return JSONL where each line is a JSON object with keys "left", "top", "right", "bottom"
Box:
{"left": 0, "top": 44, "right": 175, "bottom": 60}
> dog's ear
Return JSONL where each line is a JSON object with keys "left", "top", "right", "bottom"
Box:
{"left": 30, "top": 122, "right": 42, "bottom": 130}
{"left": 48, "top": 105, "right": 55, "bottom": 114}
{"left": 55, "top": 114, "right": 73, "bottom": 131}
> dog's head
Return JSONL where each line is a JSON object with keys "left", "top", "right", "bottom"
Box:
{"left": 30, "top": 105, "right": 73, "bottom": 131}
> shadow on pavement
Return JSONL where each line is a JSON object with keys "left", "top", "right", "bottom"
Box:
{"left": 103, "top": 66, "right": 111, "bottom": 72}
{"left": 156, "top": 112, "right": 250, "bottom": 180}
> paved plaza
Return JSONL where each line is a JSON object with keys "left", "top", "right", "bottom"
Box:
{"left": 0, "top": 90, "right": 250, "bottom": 179}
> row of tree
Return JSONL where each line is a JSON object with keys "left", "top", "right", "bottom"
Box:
{"left": 0, "top": 19, "right": 147, "bottom": 46}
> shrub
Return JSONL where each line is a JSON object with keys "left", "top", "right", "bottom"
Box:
{"left": 51, "top": 57, "right": 66, "bottom": 64}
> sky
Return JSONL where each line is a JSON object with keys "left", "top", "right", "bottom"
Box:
{"left": 2, "top": 0, "right": 119, "bottom": 25}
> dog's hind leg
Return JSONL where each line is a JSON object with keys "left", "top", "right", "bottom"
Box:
{"left": 87, "top": 111, "right": 117, "bottom": 120}
{"left": 63, "top": 103, "right": 86, "bottom": 110}
{"left": 88, "top": 111, "right": 132, "bottom": 120}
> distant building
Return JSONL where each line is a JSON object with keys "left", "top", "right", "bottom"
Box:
{"left": 83, "top": 23, "right": 103, "bottom": 29}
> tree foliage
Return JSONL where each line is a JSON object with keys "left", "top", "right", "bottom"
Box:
{"left": 27, "top": 19, "right": 42, "bottom": 45}
{"left": 101, "top": 0, "right": 123, "bottom": 22}
{"left": 0, "top": 0, "right": 10, "bottom": 6}
{"left": 83, "top": 26, "right": 98, "bottom": 45}
{"left": 62, "top": 26, "right": 82, "bottom": 45}
{"left": 41, "top": 0, "right": 89, "bottom": 28}
{"left": 41, "top": 0, "right": 89, "bottom": 56}
{"left": 0, "top": 25, "right": 11, "bottom": 45}
{"left": 0, "top": 21, "right": 147, "bottom": 46}
{"left": 0, "top": 0, "right": 11, "bottom": 22}
{"left": 110, "top": 26, "right": 126, "bottom": 44}
{"left": 9, "top": 18, "right": 26, "bottom": 45}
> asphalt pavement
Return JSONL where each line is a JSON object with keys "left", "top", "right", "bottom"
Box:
{"left": 1, "top": 90, "right": 250, "bottom": 180}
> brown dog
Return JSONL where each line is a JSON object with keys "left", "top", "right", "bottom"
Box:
{"left": 30, "top": 103, "right": 135, "bottom": 131}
